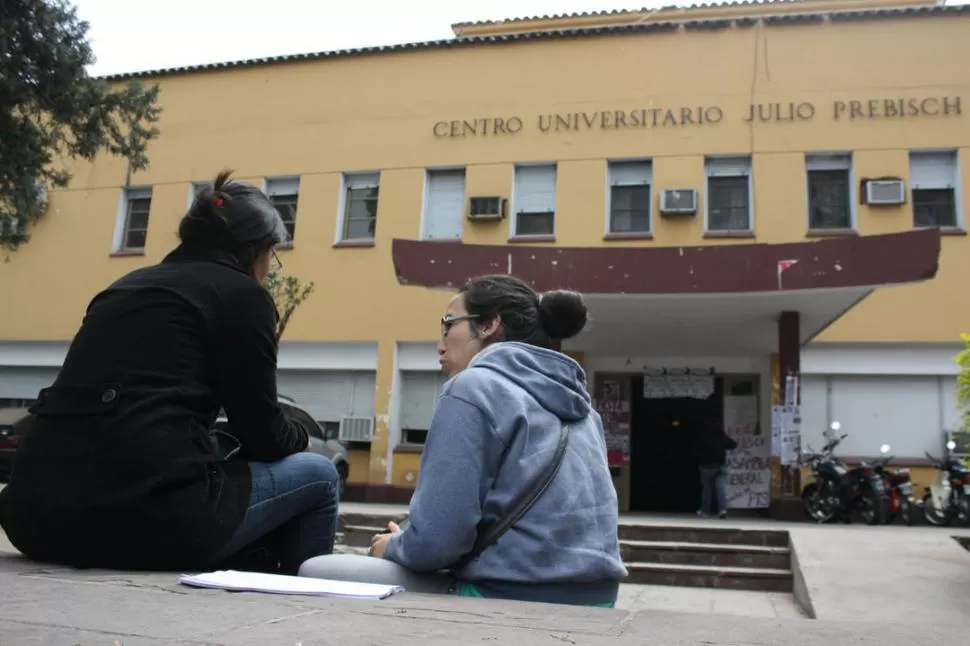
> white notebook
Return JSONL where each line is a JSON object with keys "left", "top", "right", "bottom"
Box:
{"left": 179, "top": 570, "right": 404, "bottom": 600}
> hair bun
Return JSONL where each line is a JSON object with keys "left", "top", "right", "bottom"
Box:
{"left": 537, "top": 290, "right": 588, "bottom": 341}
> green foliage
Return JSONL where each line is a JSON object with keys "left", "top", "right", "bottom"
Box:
{"left": 0, "top": 0, "right": 162, "bottom": 251}
{"left": 264, "top": 271, "right": 316, "bottom": 342}
{"left": 956, "top": 333, "right": 970, "bottom": 432}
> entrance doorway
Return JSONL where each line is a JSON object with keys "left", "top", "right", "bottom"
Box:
{"left": 629, "top": 376, "right": 724, "bottom": 513}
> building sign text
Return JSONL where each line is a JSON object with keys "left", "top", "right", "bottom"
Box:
{"left": 431, "top": 96, "right": 961, "bottom": 138}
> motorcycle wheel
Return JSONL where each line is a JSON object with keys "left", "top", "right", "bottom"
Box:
{"left": 802, "top": 483, "right": 836, "bottom": 523}
{"left": 921, "top": 492, "right": 950, "bottom": 527}
{"left": 858, "top": 491, "right": 889, "bottom": 525}
{"left": 900, "top": 497, "right": 913, "bottom": 526}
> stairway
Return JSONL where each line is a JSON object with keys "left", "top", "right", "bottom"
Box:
{"left": 619, "top": 523, "right": 793, "bottom": 592}
{"left": 336, "top": 512, "right": 794, "bottom": 592}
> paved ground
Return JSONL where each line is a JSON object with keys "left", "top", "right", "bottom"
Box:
{"left": 2, "top": 493, "right": 969, "bottom": 643}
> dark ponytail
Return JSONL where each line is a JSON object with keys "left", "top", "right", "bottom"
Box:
{"left": 459, "top": 275, "right": 589, "bottom": 349}
{"left": 178, "top": 169, "right": 288, "bottom": 270}
{"left": 537, "top": 289, "right": 589, "bottom": 341}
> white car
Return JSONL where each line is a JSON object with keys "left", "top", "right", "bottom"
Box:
{"left": 212, "top": 395, "right": 350, "bottom": 498}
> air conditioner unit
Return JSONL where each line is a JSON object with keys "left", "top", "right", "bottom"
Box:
{"left": 467, "top": 196, "right": 506, "bottom": 220}
{"left": 659, "top": 189, "right": 698, "bottom": 215}
{"left": 338, "top": 415, "right": 375, "bottom": 442}
{"left": 863, "top": 179, "right": 906, "bottom": 205}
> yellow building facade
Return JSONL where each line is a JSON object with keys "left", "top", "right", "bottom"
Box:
{"left": 1, "top": 0, "right": 967, "bottom": 511}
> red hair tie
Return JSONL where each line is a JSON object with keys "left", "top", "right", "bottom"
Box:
{"left": 212, "top": 196, "right": 224, "bottom": 207}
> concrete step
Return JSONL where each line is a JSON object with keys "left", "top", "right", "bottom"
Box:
{"left": 625, "top": 561, "right": 794, "bottom": 593}
{"left": 340, "top": 511, "right": 404, "bottom": 529}
{"left": 618, "top": 524, "right": 790, "bottom": 548}
{"left": 620, "top": 540, "right": 790, "bottom": 570}
{"left": 339, "top": 524, "right": 385, "bottom": 547}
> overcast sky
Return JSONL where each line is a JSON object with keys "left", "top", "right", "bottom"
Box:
{"left": 73, "top": 0, "right": 967, "bottom": 77}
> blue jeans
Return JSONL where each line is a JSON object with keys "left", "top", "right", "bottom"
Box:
{"left": 699, "top": 464, "right": 728, "bottom": 516}
{"left": 210, "top": 453, "right": 340, "bottom": 575}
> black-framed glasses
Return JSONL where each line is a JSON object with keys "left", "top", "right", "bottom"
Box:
{"left": 441, "top": 314, "right": 478, "bottom": 337}
{"left": 272, "top": 249, "right": 283, "bottom": 272}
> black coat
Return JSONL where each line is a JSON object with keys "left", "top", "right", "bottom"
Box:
{"left": 0, "top": 245, "right": 309, "bottom": 570}
{"left": 693, "top": 423, "right": 739, "bottom": 467}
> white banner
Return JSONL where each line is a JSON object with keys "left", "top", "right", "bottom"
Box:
{"left": 724, "top": 395, "right": 771, "bottom": 509}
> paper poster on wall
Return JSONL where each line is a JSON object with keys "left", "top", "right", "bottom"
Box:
{"left": 724, "top": 395, "right": 771, "bottom": 509}
{"left": 596, "top": 380, "right": 630, "bottom": 468}
{"left": 771, "top": 404, "right": 801, "bottom": 464}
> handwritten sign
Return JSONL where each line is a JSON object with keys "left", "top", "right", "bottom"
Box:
{"left": 596, "top": 380, "right": 630, "bottom": 468}
{"left": 724, "top": 396, "right": 771, "bottom": 509}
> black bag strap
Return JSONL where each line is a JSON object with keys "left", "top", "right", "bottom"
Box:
{"left": 450, "top": 422, "right": 571, "bottom": 572}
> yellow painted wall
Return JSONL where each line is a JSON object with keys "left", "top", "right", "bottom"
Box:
{"left": 2, "top": 16, "right": 968, "bottom": 343}
{"left": 2, "top": 10, "right": 970, "bottom": 485}
{"left": 346, "top": 448, "right": 371, "bottom": 485}
{"left": 391, "top": 452, "right": 423, "bottom": 488}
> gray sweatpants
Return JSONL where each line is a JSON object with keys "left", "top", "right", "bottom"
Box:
{"left": 298, "top": 553, "right": 456, "bottom": 595}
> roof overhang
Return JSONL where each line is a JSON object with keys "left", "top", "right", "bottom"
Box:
{"left": 391, "top": 229, "right": 941, "bottom": 357}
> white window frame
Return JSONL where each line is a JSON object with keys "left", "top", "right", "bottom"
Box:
{"left": 265, "top": 176, "right": 300, "bottom": 247}
{"left": 335, "top": 171, "right": 381, "bottom": 244}
{"left": 420, "top": 167, "right": 466, "bottom": 241}
{"left": 804, "top": 152, "right": 855, "bottom": 231}
{"left": 605, "top": 159, "right": 653, "bottom": 235}
{"left": 704, "top": 156, "right": 753, "bottom": 233}
{"left": 511, "top": 163, "right": 557, "bottom": 239}
{"left": 398, "top": 370, "right": 449, "bottom": 445}
{"left": 187, "top": 181, "right": 213, "bottom": 208}
{"left": 112, "top": 186, "right": 153, "bottom": 254}
{"left": 909, "top": 149, "right": 962, "bottom": 229}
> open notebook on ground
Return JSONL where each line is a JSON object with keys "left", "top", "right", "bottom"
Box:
{"left": 179, "top": 570, "right": 404, "bottom": 600}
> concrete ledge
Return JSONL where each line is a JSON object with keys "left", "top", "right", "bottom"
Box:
{"left": 790, "top": 539, "right": 818, "bottom": 619}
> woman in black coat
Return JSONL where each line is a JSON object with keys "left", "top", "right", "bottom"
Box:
{"left": 0, "top": 171, "right": 340, "bottom": 575}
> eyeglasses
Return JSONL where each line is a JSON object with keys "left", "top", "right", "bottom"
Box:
{"left": 271, "top": 249, "right": 283, "bottom": 272}
{"left": 441, "top": 314, "right": 478, "bottom": 337}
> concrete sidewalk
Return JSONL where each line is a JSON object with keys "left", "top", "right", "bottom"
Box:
{"left": 0, "top": 553, "right": 966, "bottom": 645}
{"left": 2, "top": 529, "right": 970, "bottom": 645}
{"left": 3, "top": 494, "right": 970, "bottom": 642}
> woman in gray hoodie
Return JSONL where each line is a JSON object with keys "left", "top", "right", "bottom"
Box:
{"left": 300, "top": 275, "right": 627, "bottom": 607}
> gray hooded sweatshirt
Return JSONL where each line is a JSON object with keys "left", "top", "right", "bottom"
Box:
{"left": 383, "top": 341, "right": 627, "bottom": 606}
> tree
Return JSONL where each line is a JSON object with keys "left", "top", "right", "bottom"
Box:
{"left": 264, "top": 271, "right": 316, "bottom": 342}
{"left": 0, "top": 0, "right": 162, "bottom": 251}
{"left": 956, "top": 333, "right": 970, "bottom": 432}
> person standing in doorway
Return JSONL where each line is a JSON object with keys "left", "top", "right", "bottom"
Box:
{"left": 694, "top": 418, "right": 738, "bottom": 519}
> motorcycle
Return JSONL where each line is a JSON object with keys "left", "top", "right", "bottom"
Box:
{"left": 920, "top": 440, "right": 970, "bottom": 527}
{"left": 801, "top": 421, "right": 890, "bottom": 525}
{"left": 870, "top": 443, "right": 914, "bottom": 526}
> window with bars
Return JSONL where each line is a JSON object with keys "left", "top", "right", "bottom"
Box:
{"left": 705, "top": 158, "right": 752, "bottom": 232}
{"left": 120, "top": 187, "right": 152, "bottom": 251}
{"left": 266, "top": 177, "right": 299, "bottom": 245}
{"left": 910, "top": 151, "right": 959, "bottom": 229}
{"left": 342, "top": 173, "right": 380, "bottom": 241}
{"left": 607, "top": 161, "right": 651, "bottom": 234}
{"left": 513, "top": 164, "right": 557, "bottom": 236}
{"left": 913, "top": 189, "right": 957, "bottom": 228}
{"left": 808, "top": 170, "right": 851, "bottom": 229}
{"left": 707, "top": 176, "right": 750, "bottom": 231}
{"left": 805, "top": 154, "right": 853, "bottom": 230}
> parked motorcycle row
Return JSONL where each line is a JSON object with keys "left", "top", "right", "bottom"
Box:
{"left": 801, "top": 421, "right": 970, "bottom": 526}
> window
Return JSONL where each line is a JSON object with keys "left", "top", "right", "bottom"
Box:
{"left": 341, "top": 173, "right": 380, "bottom": 241}
{"left": 512, "top": 164, "right": 556, "bottom": 237}
{"left": 705, "top": 157, "right": 752, "bottom": 232}
{"left": 266, "top": 177, "right": 300, "bottom": 244}
{"left": 399, "top": 371, "right": 448, "bottom": 445}
{"left": 421, "top": 169, "right": 466, "bottom": 241}
{"left": 119, "top": 187, "right": 152, "bottom": 252}
{"left": 910, "top": 151, "right": 960, "bottom": 228}
{"left": 806, "top": 153, "right": 852, "bottom": 230}
{"left": 607, "top": 161, "right": 652, "bottom": 234}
